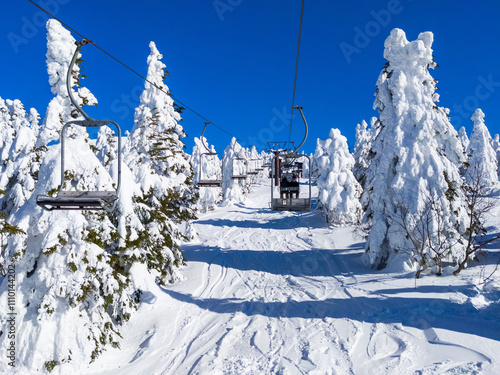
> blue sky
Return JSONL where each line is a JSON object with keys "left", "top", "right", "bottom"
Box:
{"left": 1, "top": 0, "right": 500, "bottom": 155}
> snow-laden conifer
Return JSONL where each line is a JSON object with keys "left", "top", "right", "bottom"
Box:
{"left": 492, "top": 134, "right": 500, "bottom": 154}
{"left": 0, "top": 99, "right": 40, "bottom": 215}
{"left": 353, "top": 118, "right": 375, "bottom": 188}
{"left": 190, "top": 136, "right": 222, "bottom": 212}
{"left": 362, "top": 29, "right": 467, "bottom": 270}
{"left": 465, "top": 109, "right": 498, "bottom": 186}
{"left": 492, "top": 134, "right": 500, "bottom": 179}
{"left": 0, "top": 98, "right": 16, "bottom": 162}
{"left": 459, "top": 126, "right": 470, "bottom": 151}
{"left": 315, "top": 128, "right": 362, "bottom": 224}
{"left": 37, "top": 21, "right": 97, "bottom": 147}
{"left": 123, "top": 41, "right": 197, "bottom": 284}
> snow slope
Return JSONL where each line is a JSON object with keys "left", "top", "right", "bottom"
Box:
{"left": 84, "top": 176, "right": 500, "bottom": 375}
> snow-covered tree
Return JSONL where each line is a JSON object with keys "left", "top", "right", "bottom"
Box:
{"left": 362, "top": 28, "right": 467, "bottom": 271}
{"left": 0, "top": 98, "right": 16, "bottom": 163}
{"left": 353, "top": 117, "right": 384, "bottom": 195}
{"left": 0, "top": 99, "right": 41, "bottom": 215}
{"left": 190, "top": 136, "right": 222, "bottom": 212}
{"left": 37, "top": 21, "right": 97, "bottom": 148}
{"left": 123, "top": 41, "right": 197, "bottom": 283}
{"left": 222, "top": 138, "right": 249, "bottom": 204}
{"left": 458, "top": 126, "right": 469, "bottom": 151}
{"left": 492, "top": 134, "right": 500, "bottom": 178}
{"left": 353, "top": 118, "right": 373, "bottom": 188}
{"left": 315, "top": 128, "right": 362, "bottom": 225}
{"left": 465, "top": 109, "right": 498, "bottom": 186}
{"left": 0, "top": 20, "right": 137, "bottom": 373}
{"left": 353, "top": 120, "right": 369, "bottom": 172}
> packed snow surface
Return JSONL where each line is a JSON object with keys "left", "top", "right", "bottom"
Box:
{"left": 81, "top": 176, "right": 500, "bottom": 375}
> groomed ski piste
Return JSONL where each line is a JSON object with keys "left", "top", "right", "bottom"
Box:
{"left": 84, "top": 176, "right": 500, "bottom": 375}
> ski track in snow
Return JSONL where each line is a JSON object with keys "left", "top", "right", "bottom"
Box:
{"left": 84, "top": 178, "right": 500, "bottom": 375}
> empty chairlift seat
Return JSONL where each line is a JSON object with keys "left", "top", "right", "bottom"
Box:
{"left": 196, "top": 122, "right": 223, "bottom": 187}
{"left": 36, "top": 39, "right": 122, "bottom": 212}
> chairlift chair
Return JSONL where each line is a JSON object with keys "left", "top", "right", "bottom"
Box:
{"left": 36, "top": 39, "right": 121, "bottom": 212}
{"left": 196, "top": 122, "right": 223, "bottom": 187}
{"left": 270, "top": 106, "right": 311, "bottom": 211}
{"left": 255, "top": 158, "right": 265, "bottom": 171}
{"left": 247, "top": 159, "right": 259, "bottom": 175}
{"left": 231, "top": 157, "right": 248, "bottom": 180}
{"left": 229, "top": 140, "right": 248, "bottom": 180}
{"left": 197, "top": 153, "right": 223, "bottom": 187}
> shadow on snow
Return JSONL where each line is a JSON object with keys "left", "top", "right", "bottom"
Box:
{"left": 182, "top": 244, "right": 362, "bottom": 278}
{"left": 162, "top": 288, "right": 500, "bottom": 342}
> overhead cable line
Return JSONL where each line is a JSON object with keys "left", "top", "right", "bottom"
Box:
{"left": 27, "top": 0, "right": 237, "bottom": 140}
{"left": 288, "top": 0, "right": 305, "bottom": 144}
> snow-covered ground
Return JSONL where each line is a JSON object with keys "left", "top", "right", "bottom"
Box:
{"left": 84, "top": 177, "right": 500, "bottom": 375}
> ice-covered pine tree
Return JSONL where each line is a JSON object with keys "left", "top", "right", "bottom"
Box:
{"left": 352, "top": 120, "right": 369, "bottom": 182}
{"left": 314, "top": 128, "right": 362, "bottom": 224}
{"left": 352, "top": 117, "right": 378, "bottom": 189}
{"left": 37, "top": 22, "right": 96, "bottom": 147}
{"left": 123, "top": 41, "right": 197, "bottom": 283}
{"left": 0, "top": 20, "right": 137, "bottom": 373}
{"left": 492, "top": 134, "right": 500, "bottom": 178}
{"left": 465, "top": 109, "right": 498, "bottom": 186}
{"left": 0, "top": 98, "right": 37, "bottom": 273}
{"left": 190, "top": 136, "right": 222, "bottom": 212}
{"left": 458, "top": 126, "right": 469, "bottom": 151}
{"left": 222, "top": 138, "right": 249, "bottom": 204}
{"left": 0, "top": 98, "right": 16, "bottom": 165}
{"left": 362, "top": 28, "right": 467, "bottom": 271}
{"left": 0, "top": 98, "right": 41, "bottom": 215}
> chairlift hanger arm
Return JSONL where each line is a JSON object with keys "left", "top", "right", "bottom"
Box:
{"left": 67, "top": 39, "right": 94, "bottom": 121}
{"left": 290, "top": 106, "right": 308, "bottom": 155}
{"left": 200, "top": 121, "right": 212, "bottom": 153}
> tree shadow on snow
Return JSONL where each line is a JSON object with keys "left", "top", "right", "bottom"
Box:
{"left": 182, "top": 244, "right": 362, "bottom": 278}
{"left": 163, "top": 289, "right": 500, "bottom": 342}
{"left": 375, "top": 284, "right": 479, "bottom": 297}
{"left": 194, "top": 214, "right": 323, "bottom": 231}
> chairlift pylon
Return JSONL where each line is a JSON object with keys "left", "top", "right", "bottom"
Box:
{"left": 36, "top": 39, "right": 122, "bottom": 211}
{"left": 196, "top": 122, "right": 223, "bottom": 187}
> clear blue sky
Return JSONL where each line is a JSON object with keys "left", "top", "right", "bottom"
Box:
{"left": 1, "top": 1, "right": 500, "bottom": 155}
